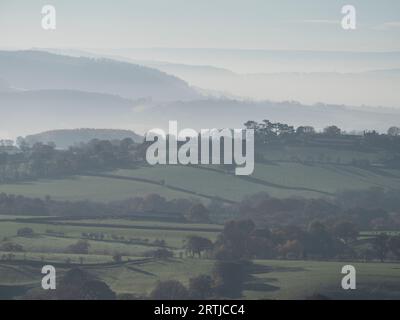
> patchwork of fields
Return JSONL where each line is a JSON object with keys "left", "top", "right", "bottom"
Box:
{"left": 0, "top": 216, "right": 399, "bottom": 299}
{"left": 0, "top": 146, "right": 399, "bottom": 299}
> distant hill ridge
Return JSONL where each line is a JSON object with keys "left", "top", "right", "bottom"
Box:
{"left": 25, "top": 129, "right": 143, "bottom": 149}
{"left": 0, "top": 50, "right": 201, "bottom": 101}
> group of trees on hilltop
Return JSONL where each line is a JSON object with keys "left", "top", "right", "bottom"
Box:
{"left": 243, "top": 119, "right": 400, "bottom": 151}
{"left": 244, "top": 119, "right": 400, "bottom": 138}
{"left": 244, "top": 119, "right": 345, "bottom": 141}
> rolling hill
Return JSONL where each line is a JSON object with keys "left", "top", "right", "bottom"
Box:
{"left": 1, "top": 157, "right": 399, "bottom": 203}
{"left": 0, "top": 89, "right": 141, "bottom": 138}
{"left": 25, "top": 129, "right": 143, "bottom": 149}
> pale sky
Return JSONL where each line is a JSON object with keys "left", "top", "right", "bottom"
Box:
{"left": 0, "top": 0, "right": 399, "bottom": 51}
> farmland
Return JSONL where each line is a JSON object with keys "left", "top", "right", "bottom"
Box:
{"left": 0, "top": 156, "right": 399, "bottom": 203}
{"left": 0, "top": 215, "right": 400, "bottom": 300}
{"left": 0, "top": 143, "right": 399, "bottom": 300}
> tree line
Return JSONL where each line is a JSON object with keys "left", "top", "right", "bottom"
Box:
{"left": 1, "top": 121, "right": 399, "bottom": 184}
{"left": 0, "top": 137, "right": 146, "bottom": 183}
{"left": 244, "top": 120, "right": 400, "bottom": 155}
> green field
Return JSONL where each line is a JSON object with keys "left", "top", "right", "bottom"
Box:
{"left": 1, "top": 257, "right": 399, "bottom": 299}
{"left": 95, "top": 258, "right": 400, "bottom": 299}
{"left": 258, "top": 145, "right": 385, "bottom": 164}
{"left": 0, "top": 160, "right": 399, "bottom": 203}
{"left": 0, "top": 216, "right": 399, "bottom": 299}
{"left": 0, "top": 146, "right": 399, "bottom": 299}
{"left": 0, "top": 219, "right": 220, "bottom": 250}
{"left": 245, "top": 260, "right": 400, "bottom": 299}
{"left": 0, "top": 175, "right": 193, "bottom": 202}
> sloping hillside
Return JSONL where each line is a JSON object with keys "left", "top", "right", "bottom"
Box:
{"left": 0, "top": 50, "right": 200, "bottom": 101}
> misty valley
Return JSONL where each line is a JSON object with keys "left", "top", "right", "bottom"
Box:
{"left": 1, "top": 1, "right": 400, "bottom": 303}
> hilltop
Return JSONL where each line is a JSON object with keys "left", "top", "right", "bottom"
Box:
{"left": 24, "top": 128, "right": 143, "bottom": 149}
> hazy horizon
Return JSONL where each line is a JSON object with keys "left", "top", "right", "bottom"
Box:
{"left": 0, "top": 1, "right": 399, "bottom": 139}
{"left": 1, "top": 0, "right": 399, "bottom": 50}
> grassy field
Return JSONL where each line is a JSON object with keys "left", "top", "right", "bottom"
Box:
{"left": 0, "top": 145, "right": 399, "bottom": 299}
{"left": 0, "top": 215, "right": 49, "bottom": 220}
{"left": 258, "top": 145, "right": 385, "bottom": 164}
{"left": 0, "top": 175, "right": 194, "bottom": 202}
{"left": 0, "top": 216, "right": 221, "bottom": 257}
{"left": 1, "top": 257, "right": 399, "bottom": 299}
{"left": 95, "top": 258, "right": 400, "bottom": 299}
{"left": 0, "top": 216, "right": 399, "bottom": 299}
{"left": 245, "top": 260, "right": 400, "bottom": 299}
{"left": 0, "top": 160, "right": 399, "bottom": 203}
{"left": 360, "top": 230, "right": 400, "bottom": 237}
{"left": 103, "top": 162, "right": 400, "bottom": 200}
{"left": 251, "top": 162, "right": 400, "bottom": 195}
